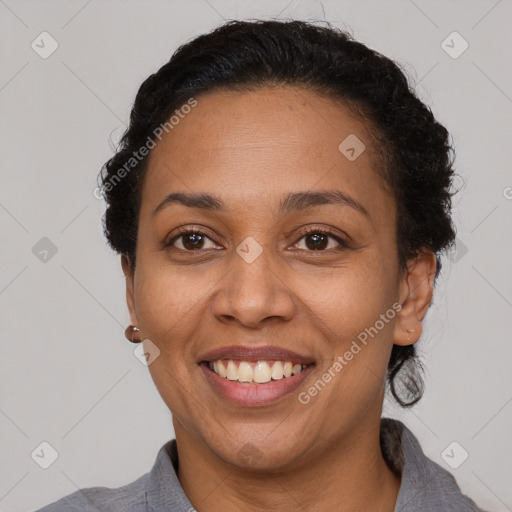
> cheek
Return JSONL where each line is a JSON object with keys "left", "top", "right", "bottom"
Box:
{"left": 133, "top": 259, "right": 214, "bottom": 360}
{"left": 133, "top": 262, "right": 212, "bottom": 418}
{"left": 296, "top": 260, "right": 397, "bottom": 398}
{"left": 134, "top": 245, "right": 398, "bottom": 353}
{"left": 132, "top": 211, "right": 215, "bottom": 327}
{"left": 296, "top": 259, "right": 395, "bottom": 338}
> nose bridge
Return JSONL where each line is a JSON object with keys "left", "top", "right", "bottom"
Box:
{"left": 213, "top": 236, "right": 295, "bottom": 326}
{"left": 233, "top": 237, "right": 274, "bottom": 295}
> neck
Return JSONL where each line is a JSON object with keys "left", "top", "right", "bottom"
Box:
{"left": 174, "top": 415, "right": 401, "bottom": 512}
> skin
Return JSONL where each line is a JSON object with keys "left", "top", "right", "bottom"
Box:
{"left": 122, "top": 86, "right": 437, "bottom": 511}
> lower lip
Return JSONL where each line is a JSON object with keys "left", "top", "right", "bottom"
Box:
{"left": 200, "top": 363, "right": 315, "bottom": 407}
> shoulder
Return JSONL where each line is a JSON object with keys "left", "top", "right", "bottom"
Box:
{"left": 33, "top": 466, "right": 150, "bottom": 511}
{"left": 33, "top": 439, "right": 183, "bottom": 512}
{"left": 380, "top": 417, "right": 489, "bottom": 512}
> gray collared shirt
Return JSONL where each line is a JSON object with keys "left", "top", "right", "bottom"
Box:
{"left": 35, "top": 418, "right": 488, "bottom": 511}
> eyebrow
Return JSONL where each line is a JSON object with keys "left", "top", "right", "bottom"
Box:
{"left": 152, "top": 190, "right": 369, "bottom": 218}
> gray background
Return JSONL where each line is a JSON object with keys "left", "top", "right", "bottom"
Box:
{"left": 1, "top": 0, "right": 511, "bottom": 510}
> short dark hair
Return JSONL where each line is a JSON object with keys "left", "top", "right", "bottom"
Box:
{"left": 99, "top": 19, "right": 457, "bottom": 407}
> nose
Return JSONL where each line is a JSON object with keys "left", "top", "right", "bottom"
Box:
{"left": 211, "top": 245, "right": 296, "bottom": 329}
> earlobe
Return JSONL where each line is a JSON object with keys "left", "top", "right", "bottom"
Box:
{"left": 121, "top": 255, "right": 138, "bottom": 325}
{"left": 393, "top": 250, "right": 437, "bottom": 347}
{"left": 121, "top": 254, "right": 132, "bottom": 277}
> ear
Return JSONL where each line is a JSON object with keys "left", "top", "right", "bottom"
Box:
{"left": 121, "top": 254, "right": 138, "bottom": 326}
{"left": 393, "top": 250, "right": 437, "bottom": 346}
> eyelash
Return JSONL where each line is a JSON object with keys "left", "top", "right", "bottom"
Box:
{"left": 165, "top": 226, "right": 351, "bottom": 254}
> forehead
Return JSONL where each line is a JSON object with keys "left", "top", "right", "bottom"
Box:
{"left": 141, "top": 86, "right": 390, "bottom": 215}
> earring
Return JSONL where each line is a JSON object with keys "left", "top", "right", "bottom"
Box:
{"left": 125, "top": 325, "right": 142, "bottom": 343}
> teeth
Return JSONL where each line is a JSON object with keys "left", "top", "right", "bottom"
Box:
{"left": 217, "top": 360, "right": 227, "bottom": 378}
{"left": 292, "top": 364, "right": 302, "bottom": 375}
{"left": 238, "top": 362, "right": 253, "bottom": 382}
{"left": 254, "top": 361, "right": 271, "bottom": 383}
{"left": 226, "top": 360, "right": 238, "bottom": 380}
{"left": 271, "top": 361, "right": 284, "bottom": 380}
{"left": 208, "top": 360, "right": 308, "bottom": 383}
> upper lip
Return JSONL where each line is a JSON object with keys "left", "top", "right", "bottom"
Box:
{"left": 198, "top": 345, "right": 315, "bottom": 365}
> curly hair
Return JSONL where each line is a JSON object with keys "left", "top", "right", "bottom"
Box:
{"left": 99, "top": 19, "right": 457, "bottom": 407}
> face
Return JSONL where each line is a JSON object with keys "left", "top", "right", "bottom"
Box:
{"left": 124, "top": 86, "right": 433, "bottom": 471}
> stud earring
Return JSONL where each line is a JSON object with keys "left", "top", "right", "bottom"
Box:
{"left": 125, "top": 325, "right": 142, "bottom": 343}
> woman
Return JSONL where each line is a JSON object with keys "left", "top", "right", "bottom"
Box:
{"left": 37, "top": 19, "right": 488, "bottom": 511}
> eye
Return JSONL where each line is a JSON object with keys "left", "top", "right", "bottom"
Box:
{"left": 166, "top": 228, "right": 220, "bottom": 251}
{"left": 291, "top": 227, "right": 350, "bottom": 252}
{"left": 165, "top": 226, "right": 351, "bottom": 254}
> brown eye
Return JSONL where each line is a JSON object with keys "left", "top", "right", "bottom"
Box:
{"left": 292, "top": 228, "right": 349, "bottom": 252}
{"left": 167, "top": 229, "right": 219, "bottom": 251}
{"left": 306, "top": 232, "right": 330, "bottom": 250}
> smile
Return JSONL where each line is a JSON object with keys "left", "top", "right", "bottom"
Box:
{"left": 207, "top": 359, "right": 308, "bottom": 383}
{"left": 198, "top": 345, "right": 316, "bottom": 406}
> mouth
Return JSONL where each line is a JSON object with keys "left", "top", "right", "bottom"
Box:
{"left": 203, "top": 359, "right": 311, "bottom": 383}
{"left": 198, "top": 345, "right": 316, "bottom": 406}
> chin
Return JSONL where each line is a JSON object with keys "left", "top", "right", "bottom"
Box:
{"left": 207, "top": 430, "right": 308, "bottom": 473}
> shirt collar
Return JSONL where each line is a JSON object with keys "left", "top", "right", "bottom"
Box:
{"left": 144, "top": 417, "right": 482, "bottom": 511}
{"left": 146, "top": 438, "right": 194, "bottom": 511}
